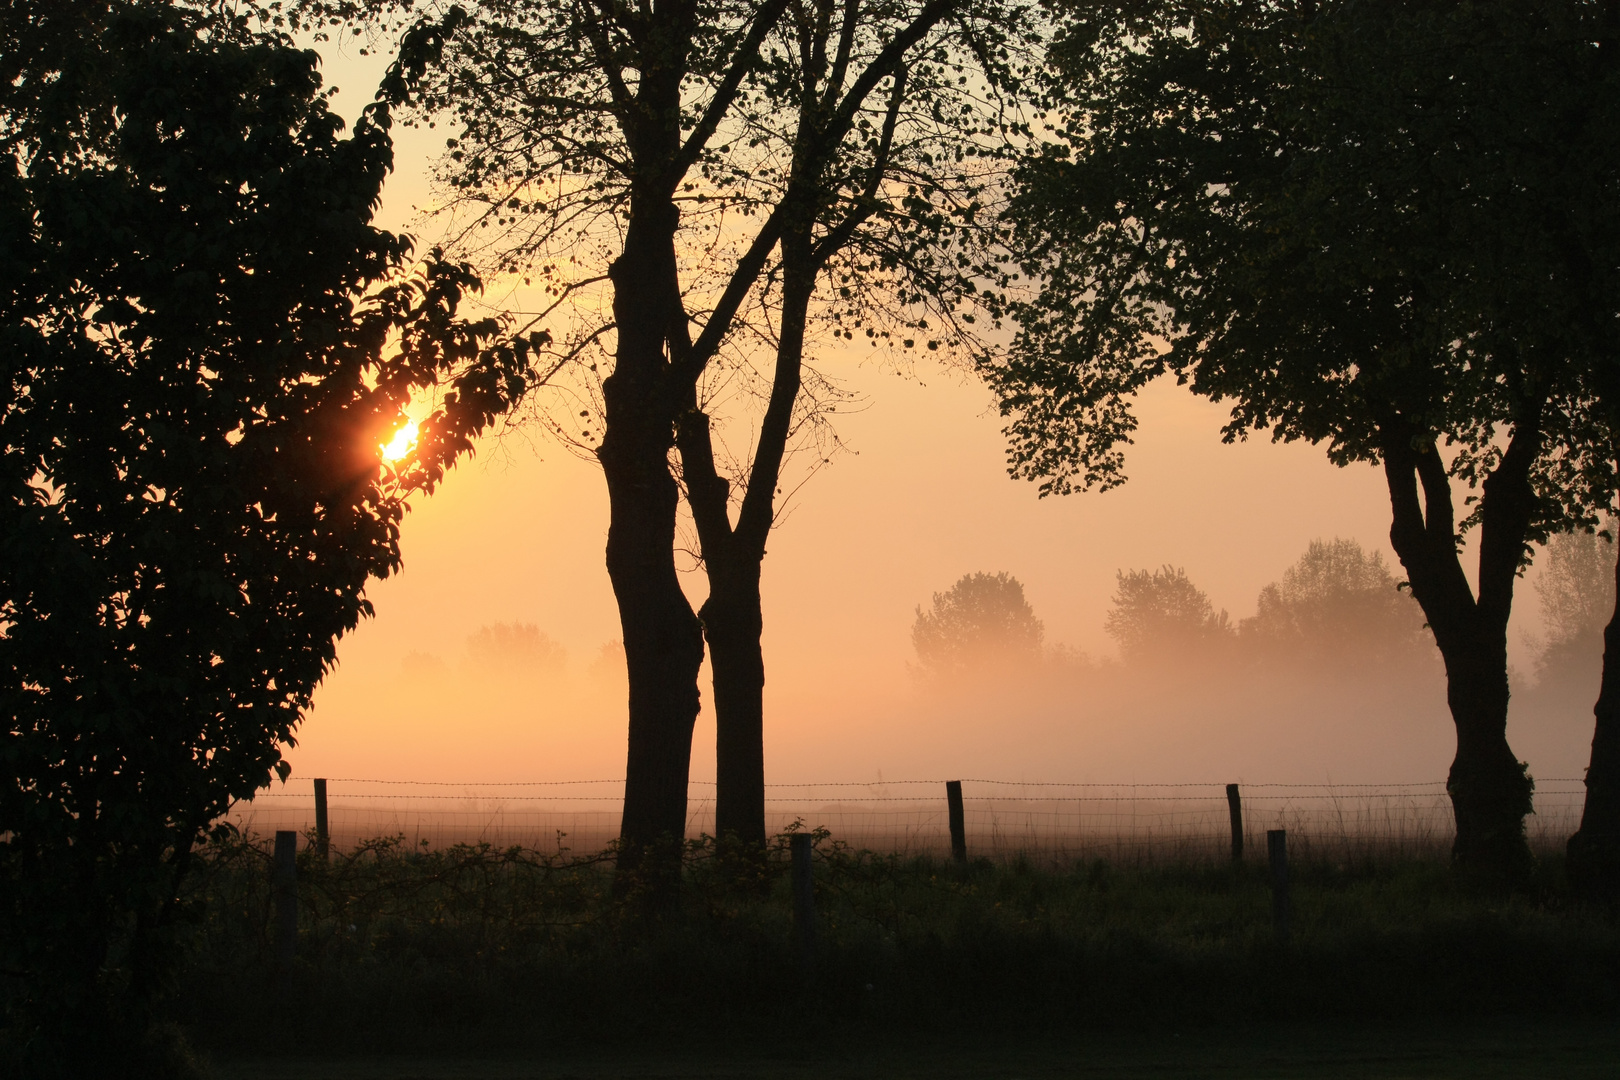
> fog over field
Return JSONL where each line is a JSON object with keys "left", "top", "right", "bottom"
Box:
{"left": 284, "top": 366, "right": 1606, "bottom": 790}
{"left": 280, "top": 47, "right": 1606, "bottom": 794}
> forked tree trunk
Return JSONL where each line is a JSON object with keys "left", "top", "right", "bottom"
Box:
{"left": 601, "top": 205, "right": 706, "bottom": 887}
{"left": 1568, "top": 515, "right": 1620, "bottom": 897}
{"left": 680, "top": 247, "right": 815, "bottom": 854}
{"left": 1383, "top": 427, "right": 1537, "bottom": 885}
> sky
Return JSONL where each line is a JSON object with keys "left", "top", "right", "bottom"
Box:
{"left": 280, "top": 42, "right": 1596, "bottom": 792}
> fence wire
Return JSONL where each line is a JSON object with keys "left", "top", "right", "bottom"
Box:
{"left": 226, "top": 777, "right": 1591, "bottom": 863}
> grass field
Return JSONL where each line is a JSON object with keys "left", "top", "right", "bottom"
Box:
{"left": 175, "top": 831, "right": 1620, "bottom": 1077}
{"left": 218, "top": 1021, "right": 1620, "bottom": 1080}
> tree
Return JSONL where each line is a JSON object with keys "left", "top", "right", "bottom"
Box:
{"left": 0, "top": 2, "right": 534, "bottom": 1066}
{"left": 353, "top": 0, "right": 1038, "bottom": 863}
{"left": 1547, "top": 0, "right": 1620, "bottom": 893}
{"left": 912, "top": 571, "right": 1044, "bottom": 676}
{"left": 985, "top": 0, "right": 1607, "bottom": 881}
{"left": 1104, "top": 565, "right": 1231, "bottom": 665}
{"left": 1241, "top": 539, "right": 1432, "bottom": 671}
{"left": 467, "top": 621, "right": 568, "bottom": 673}
{"left": 1531, "top": 528, "right": 1617, "bottom": 688}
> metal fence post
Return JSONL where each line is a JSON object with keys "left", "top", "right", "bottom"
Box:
{"left": 1226, "top": 783, "right": 1244, "bottom": 863}
{"left": 273, "top": 830, "right": 298, "bottom": 966}
{"left": 1267, "top": 828, "right": 1290, "bottom": 944}
{"left": 313, "top": 777, "right": 329, "bottom": 861}
{"left": 946, "top": 779, "right": 967, "bottom": 863}
{"left": 791, "top": 832, "right": 815, "bottom": 969}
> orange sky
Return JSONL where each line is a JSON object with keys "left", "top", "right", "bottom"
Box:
{"left": 282, "top": 44, "right": 1591, "bottom": 791}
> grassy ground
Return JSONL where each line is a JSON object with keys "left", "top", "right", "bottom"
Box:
{"left": 218, "top": 1021, "right": 1620, "bottom": 1080}
{"left": 174, "top": 832, "right": 1620, "bottom": 1076}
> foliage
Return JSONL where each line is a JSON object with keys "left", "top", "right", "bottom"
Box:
{"left": 1104, "top": 565, "right": 1231, "bottom": 665}
{"left": 0, "top": 0, "right": 537, "bottom": 1067}
{"left": 341, "top": 0, "right": 1038, "bottom": 400}
{"left": 911, "top": 571, "right": 1045, "bottom": 676}
{"left": 1241, "top": 539, "right": 1432, "bottom": 671}
{"left": 986, "top": 0, "right": 1609, "bottom": 517}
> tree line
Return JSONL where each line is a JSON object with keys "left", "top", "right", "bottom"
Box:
{"left": 911, "top": 538, "right": 1435, "bottom": 677}
{"left": 6, "top": 0, "right": 1620, "bottom": 1069}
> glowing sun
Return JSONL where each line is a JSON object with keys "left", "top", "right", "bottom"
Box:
{"left": 380, "top": 419, "right": 419, "bottom": 463}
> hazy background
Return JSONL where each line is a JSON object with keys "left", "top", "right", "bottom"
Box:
{"left": 279, "top": 44, "right": 1601, "bottom": 792}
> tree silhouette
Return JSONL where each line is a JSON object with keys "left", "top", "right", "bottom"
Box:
{"left": 467, "top": 622, "right": 568, "bottom": 674}
{"left": 912, "top": 572, "right": 1044, "bottom": 676}
{"left": 985, "top": 0, "right": 1609, "bottom": 883}
{"left": 1533, "top": 528, "right": 1617, "bottom": 689}
{"left": 1104, "top": 566, "right": 1231, "bottom": 666}
{"left": 1241, "top": 539, "right": 1431, "bottom": 671}
{"left": 343, "top": 0, "right": 1040, "bottom": 861}
{"left": 0, "top": 3, "right": 534, "bottom": 1065}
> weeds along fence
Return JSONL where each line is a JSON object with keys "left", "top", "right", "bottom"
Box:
{"left": 226, "top": 776, "right": 1591, "bottom": 864}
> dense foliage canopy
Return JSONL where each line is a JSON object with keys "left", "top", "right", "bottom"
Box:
{"left": 1, "top": 0, "right": 537, "bottom": 1064}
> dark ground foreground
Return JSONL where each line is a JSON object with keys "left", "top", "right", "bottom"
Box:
{"left": 217, "top": 1021, "right": 1620, "bottom": 1080}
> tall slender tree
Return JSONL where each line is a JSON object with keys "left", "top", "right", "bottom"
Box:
{"left": 361, "top": 0, "right": 1037, "bottom": 865}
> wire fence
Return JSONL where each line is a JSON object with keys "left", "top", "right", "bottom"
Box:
{"left": 226, "top": 776, "right": 1592, "bottom": 864}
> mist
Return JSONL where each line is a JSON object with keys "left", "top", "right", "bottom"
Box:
{"left": 276, "top": 52, "right": 1604, "bottom": 800}
{"left": 283, "top": 372, "right": 1603, "bottom": 796}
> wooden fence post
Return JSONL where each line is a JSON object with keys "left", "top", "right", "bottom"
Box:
{"left": 791, "top": 832, "right": 815, "bottom": 969}
{"left": 1226, "top": 783, "right": 1243, "bottom": 863}
{"left": 946, "top": 780, "right": 967, "bottom": 863}
{"left": 273, "top": 830, "right": 298, "bottom": 967}
{"left": 1267, "top": 828, "right": 1290, "bottom": 944}
{"left": 313, "top": 778, "right": 329, "bottom": 861}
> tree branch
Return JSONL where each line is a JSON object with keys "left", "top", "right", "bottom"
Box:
{"left": 676, "top": 0, "right": 794, "bottom": 173}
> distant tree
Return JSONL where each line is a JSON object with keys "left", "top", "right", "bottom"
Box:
{"left": 1104, "top": 566, "right": 1232, "bottom": 665}
{"left": 467, "top": 621, "right": 567, "bottom": 673}
{"left": 0, "top": 3, "right": 534, "bottom": 1067}
{"left": 588, "top": 639, "right": 629, "bottom": 687}
{"left": 1242, "top": 539, "right": 1432, "bottom": 670}
{"left": 1533, "top": 527, "right": 1617, "bottom": 688}
{"left": 912, "top": 572, "right": 1045, "bottom": 676}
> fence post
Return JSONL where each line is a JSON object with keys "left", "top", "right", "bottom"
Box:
{"left": 313, "top": 778, "right": 329, "bottom": 861}
{"left": 791, "top": 832, "right": 815, "bottom": 969}
{"left": 1226, "top": 783, "right": 1243, "bottom": 863}
{"left": 1267, "top": 828, "right": 1290, "bottom": 945}
{"left": 946, "top": 780, "right": 967, "bottom": 863}
{"left": 273, "top": 830, "right": 298, "bottom": 967}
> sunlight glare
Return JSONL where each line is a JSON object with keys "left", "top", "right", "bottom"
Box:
{"left": 381, "top": 419, "right": 420, "bottom": 463}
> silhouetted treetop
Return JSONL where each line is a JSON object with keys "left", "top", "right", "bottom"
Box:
{"left": 1241, "top": 539, "right": 1431, "bottom": 669}
{"left": 1105, "top": 565, "right": 1232, "bottom": 665}
{"left": 1534, "top": 525, "right": 1617, "bottom": 687}
{"left": 467, "top": 621, "right": 568, "bottom": 672}
{"left": 1, "top": 1, "right": 537, "bottom": 1061}
{"left": 912, "top": 571, "right": 1044, "bottom": 676}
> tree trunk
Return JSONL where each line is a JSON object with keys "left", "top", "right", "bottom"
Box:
{"left": 678, "top": 246, "right": 815, "bottom": 854}
{"left": 703, "top": 561, "right": 767, "bottom": 848}
{"left": 601, "top": 202, "right": 705, "bottom": 887}
{"left": 1383, "top": 427, "right": 1536, "bottom": 884}
{"left": 1568, "top": 522, "right": 1620, "bottom": 897}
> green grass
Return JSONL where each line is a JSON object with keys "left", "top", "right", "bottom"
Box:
{"left": 172, "top": 831, "right": 1620, "bottom": 1068}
